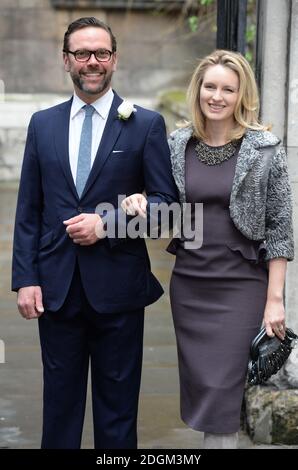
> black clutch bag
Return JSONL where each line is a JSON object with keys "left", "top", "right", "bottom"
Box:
{"left": 247, "top": 327, "right": 298, "bottom": 386}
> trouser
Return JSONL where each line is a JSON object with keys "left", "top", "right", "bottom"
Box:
{"left": 38, "top": 264, "right": 145, "bottom": 449}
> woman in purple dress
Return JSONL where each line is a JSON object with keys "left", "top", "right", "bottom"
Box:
{"left": 121, "top": 50, "right": 294, "bottom": 449}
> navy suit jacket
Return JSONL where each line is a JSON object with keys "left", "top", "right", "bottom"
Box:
{"left": 12, "top": 92, "right": 178, "bottom": 313}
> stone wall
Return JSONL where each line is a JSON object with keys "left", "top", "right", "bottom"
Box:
{"left": 245, "top": 386, "right": 298, "bottom": 445}
{"left": 0, "top": 94, "right": 154, "bottom": 180}
{"left": 244, "top": 0, "right": 298, "bottom": 445}
{"left": 0, "top": 94, "right": 68, "bottom": 180}
{"left": 0, "top": 0, "right": 215, "bottom": 181}
{"left": 255, "top": 0, "right": 298, "bottom": 385}
{"left": 0, "top": 0, "right": 215, "bottom": 97}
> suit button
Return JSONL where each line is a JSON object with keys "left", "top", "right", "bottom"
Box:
{"left": 77, "top": 206, "right": 83, "bottom": 213}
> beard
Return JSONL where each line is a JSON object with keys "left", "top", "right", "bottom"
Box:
{"left": 70, "top": 68, "right": 113, "bottom": 96}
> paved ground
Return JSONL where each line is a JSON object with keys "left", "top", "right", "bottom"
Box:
{"left": 0, "top": 182, "right": 295, "bottom": 449}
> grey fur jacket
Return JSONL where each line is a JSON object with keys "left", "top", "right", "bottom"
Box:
{"left": 168, "top": 126, "right": 294, "bottom": 261}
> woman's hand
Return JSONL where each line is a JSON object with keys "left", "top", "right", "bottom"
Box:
{"left": 263, "top": 258, "right": 287, "bottom": 340}
{"left": 263, "top": 298, "right": 286, "bottom": 340}
{"left": 121, "top": 193, "right": 147, "bottom": 218}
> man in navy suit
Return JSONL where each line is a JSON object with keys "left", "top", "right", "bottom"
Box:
{"left": 12, "top": 17, "right": 178, "bottom": 449}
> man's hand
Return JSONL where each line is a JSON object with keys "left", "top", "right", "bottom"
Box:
{"left": 63, "top": 213, "right": 105, "bottom": 245}
{"left": 121, "top": 193, "right": 147, "bottom": 218}
{"left": 17, "top": 286, "right": 44, "bottom": 320}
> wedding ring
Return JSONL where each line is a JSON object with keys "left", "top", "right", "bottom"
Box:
{"left": 278, "top": 326, "right": 283, "bottom": 331}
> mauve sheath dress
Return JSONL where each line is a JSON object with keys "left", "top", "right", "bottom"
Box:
{"left": 169, "top": 138, "right": 268, "bottom": 433}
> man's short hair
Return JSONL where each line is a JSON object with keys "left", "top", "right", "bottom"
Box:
{"left": 63, "top": 17, "right": 117, "bottom": 52}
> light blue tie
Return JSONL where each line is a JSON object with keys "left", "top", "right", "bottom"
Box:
{"left": 76, "top": 104, "right": 95, "bottom": 197}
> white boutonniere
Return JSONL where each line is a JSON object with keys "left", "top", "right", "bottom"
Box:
{"left": 117, "top": 101, "right": 137, "bottom": 120}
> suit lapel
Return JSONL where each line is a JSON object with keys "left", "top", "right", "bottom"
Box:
{"left": 53, "top": 97, "right": 78, "bottom": 199}
{"left": 231, "top": 135, "right": 261, "bottom": 197}
{"left": 170, "top": 127, "right": 192, "bottom": 204}
{"left": 81, "top": 92, "right": 124, "bottom": 198}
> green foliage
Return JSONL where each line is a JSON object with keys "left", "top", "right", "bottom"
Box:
{"left": 245, "top": 50, "right": 253, "bottom": 63}
{"left": 246, "top": 23, "right": 256, "bottom": 43}
{"left": 200, "top": 0, "right": 214, "bottom": 5}
{"left": 160, "top": 89, "right": 186, "bottom": 104}
{"left": 188, "top": 15, "right": 199, "bottom": 32}
{"left": 184, "top": 0, "right": 257, "bottom": 65}
{"left": 245, "top": 8, "right": 257, "bottom": 66}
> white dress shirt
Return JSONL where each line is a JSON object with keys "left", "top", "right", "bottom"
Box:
{"left": 68, "top": 88, "right": 114, "bottom": 183}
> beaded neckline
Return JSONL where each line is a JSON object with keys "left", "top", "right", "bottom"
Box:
{"left": 194, "top": 139, "right": 239, "bottom": 165}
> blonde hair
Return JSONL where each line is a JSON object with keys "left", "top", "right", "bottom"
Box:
{"left": 187, "top": 49, "right": 269, "bottom": 141}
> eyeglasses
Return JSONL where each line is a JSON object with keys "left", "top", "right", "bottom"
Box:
{"left": 64, "top": 48, "right": 113, "bottom": 63}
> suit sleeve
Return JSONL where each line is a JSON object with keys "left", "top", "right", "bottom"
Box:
{"left": 106, "top": 113, "right": 179, "bottom": 248}
{"left": 143, "top": 113, "right": 178, "bottom": 206}
{"left": 11, "top": 115, "right": 43, "bottom": 291}
{"left": 265, "top": 145, "right": 294, "bottom": 261}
